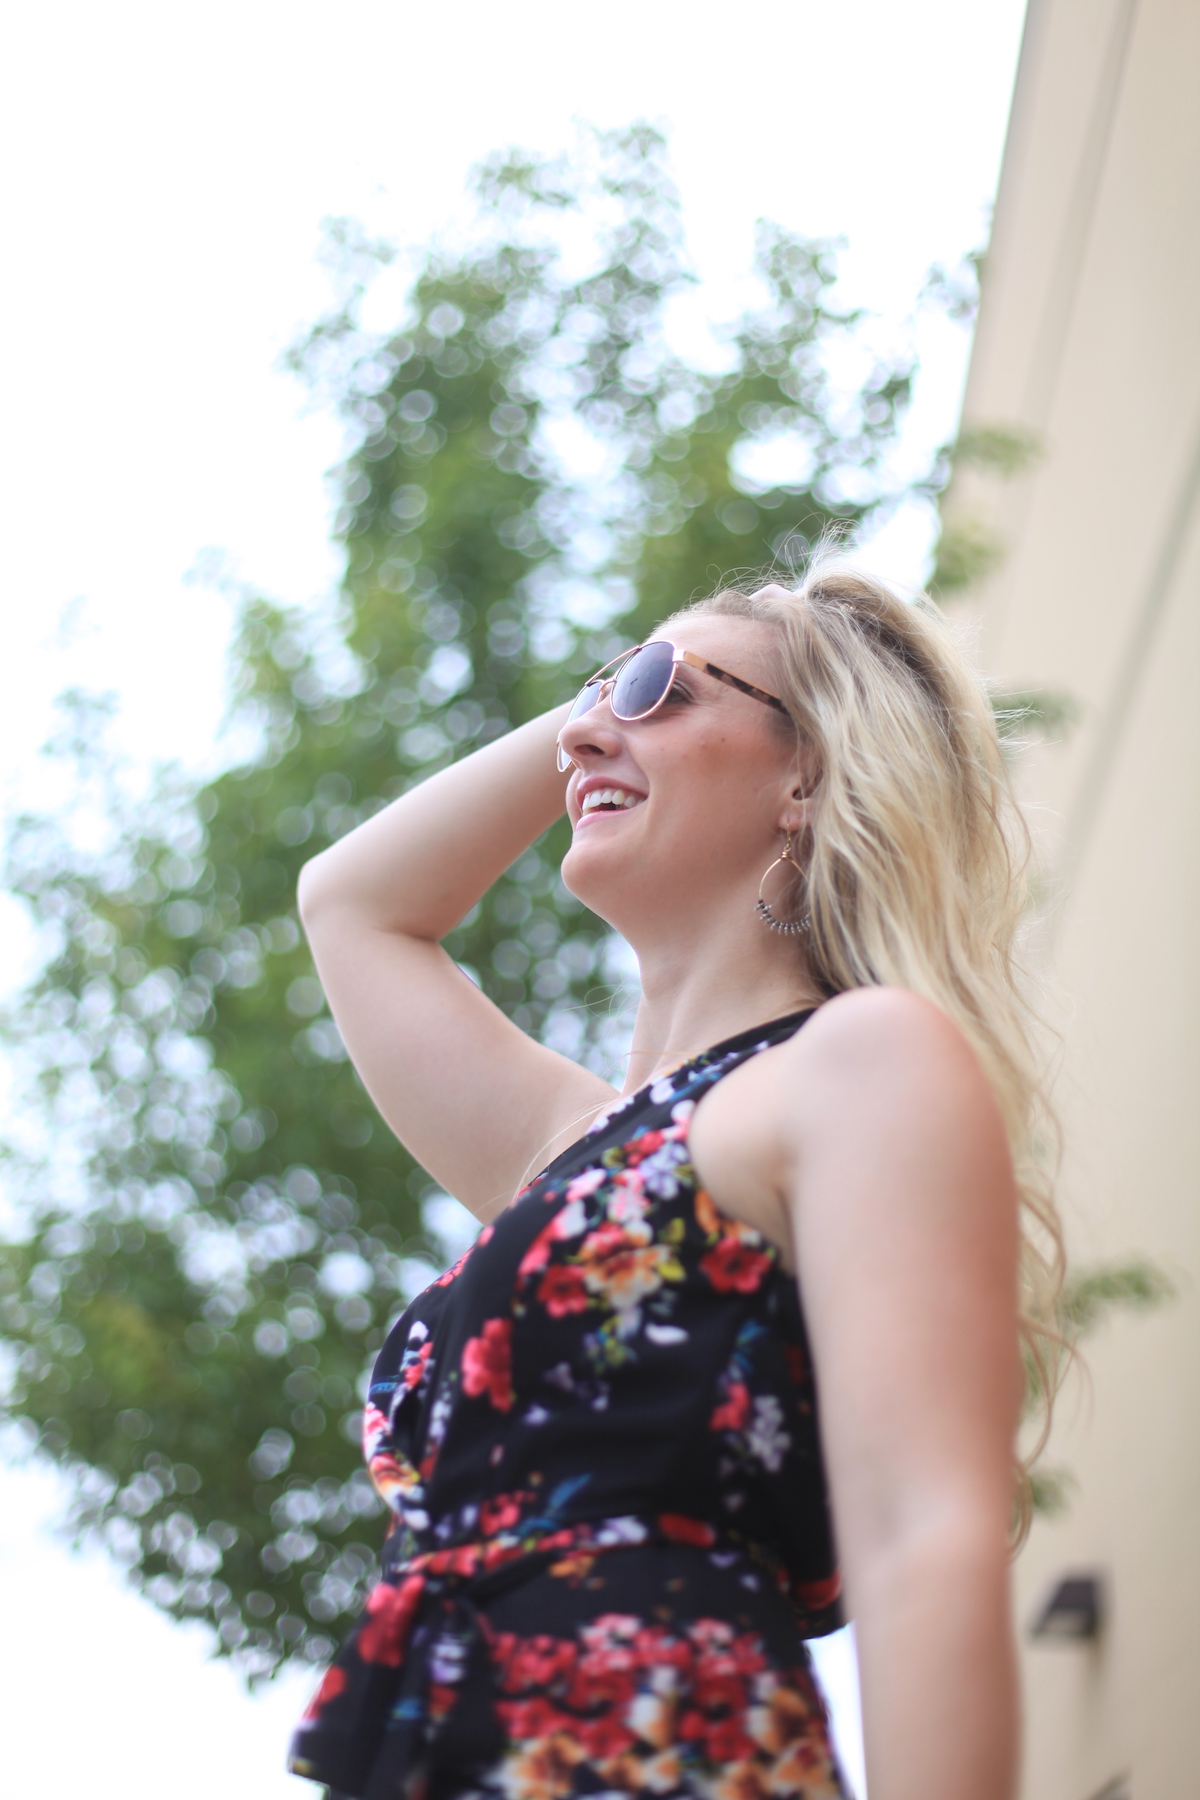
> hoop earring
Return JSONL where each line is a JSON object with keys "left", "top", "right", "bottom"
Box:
{"left": 756, "top": 831, "right": 811, "bottom": 936}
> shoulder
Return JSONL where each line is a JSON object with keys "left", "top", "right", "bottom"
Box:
{"left": 791, "top": 984, "right": 984, "bottom": 1072}
{"left": 688, "top": 988, "right": 1013, "bottom": 1261}
{"left": 776, "top": 985, "right": 1008, "bottom": 1155}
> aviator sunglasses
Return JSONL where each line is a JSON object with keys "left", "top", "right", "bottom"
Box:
{"left": 556, "top": 638, "right": 788, "bottom": 772}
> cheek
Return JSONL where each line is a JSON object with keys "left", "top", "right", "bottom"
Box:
{"left": 658, "top": 738, "right": 780, "bottom": 848}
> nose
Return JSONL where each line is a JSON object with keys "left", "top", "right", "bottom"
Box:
{"left": 557, "top": 689, "right": 623, "bottom": 772}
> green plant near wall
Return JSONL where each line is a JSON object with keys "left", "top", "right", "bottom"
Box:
{"left": 1026, "top": 1258, "right": 1176, "bottom": 1516}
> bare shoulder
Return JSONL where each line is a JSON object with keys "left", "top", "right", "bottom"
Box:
{"left": 781, "top": 985, "right": 1005, "bottom": 1134}
{"left": 689, "top": 986, "right": 1013, "bottom": 1259}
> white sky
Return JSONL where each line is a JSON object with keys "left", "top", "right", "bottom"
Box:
{"left": 0, "top": 2, "right": 1027, "bottom": 1795}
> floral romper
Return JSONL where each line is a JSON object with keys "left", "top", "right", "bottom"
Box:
{"left": 290, "top": 1010, "right": 848, "bottom": 1800}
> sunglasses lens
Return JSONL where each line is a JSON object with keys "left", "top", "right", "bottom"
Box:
{"left": 611, "top": 640, "right": 675, "bottom": 719}
{"left": 566, "top": 680, "right": 603, "bottom": 725}
{"left": 557, "top": 679, "right": 604, "bottom": 771}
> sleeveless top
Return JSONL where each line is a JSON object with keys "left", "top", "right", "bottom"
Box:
{"left": 290, "top": 1009, "right": 846, "bottom": 1800}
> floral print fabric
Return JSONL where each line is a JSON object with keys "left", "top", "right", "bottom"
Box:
{"left": 290, "top": 1010, "right": 846, "bottom": 1800}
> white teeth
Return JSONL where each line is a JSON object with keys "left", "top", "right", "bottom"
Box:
{"left": 581, "top": 786, "right": 644, "bottom": 813}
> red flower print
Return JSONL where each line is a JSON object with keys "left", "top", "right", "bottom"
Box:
{"left": 691, "top": 1672, "right": 748, "bottom": 1714}
{"left": 658, "top": 1513, "right": 716, "bottom": 1547}
{"left": 496, "top": 1695, "right": 574, "bottom": 1742}
{"left": 428, "top": 1682, "right": 458, "bottom": 1723}
{"left": 729, "top": 1633, "right": 768, "bottom": 1678}
{"left": 700, "top": 1236, "right": 773, "bottom": 1294}
{"left": 625, "top": 1129, "right": 665, "bottom": 1163}
{"left": 493, "top": 1632, "right": 578, "bottom": 1692}
{"left": 479, "top": 1491, "right": 526, "bottom": 1536}
{"left": 571, "top": 1667, "right": 637, "bottom": 1712}
{"left": 356, "top": 1574, "right": 425, "bottom": 1666}
{"left": 634, "top": 1625, "right": 693, "bottom": 1675}
{"left": 701, "top": 1714, "right": 758, "bottom": 1763}
{"left": 518, "top": 1222, "right": 556, "bottom": 1279}
{"left": 462, "top": 1317, "right": 515, "bottom": 1411}
{"left": 784, "top": 1342, "right": 807, "bottom": 1386}
{"left": 430, "top": 1543, "right": 484, "bottom": 1578}
{"left": 300, "top": 1662, "right": 346, "bottom": 1722}
{"left": 576, "top": 1711, "right": 636, "bottom": 1760}
{"left": 402, "top": 1340, "right": 433, "bottom": 1390}
{"left": 579, "top": 1222, "right": 629, "bottom": 1262}
{"left": 794, "top": 1570, "right": 842, "bottom": 1610}
{"left": 537, "top": 1264, "right": 590, "bottom": 1317}
{"left": 568, "top": 1643, "right": 637, "bottom": 1709}
{"left": 710, "top": 1380, "right": 751, "bottom": 1432}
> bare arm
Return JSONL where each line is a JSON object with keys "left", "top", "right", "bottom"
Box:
{"left": 787, "top": 990, "right": 1022, "bottom": 1800}
{"left": 690, "top": 987, "right": 1022, "bottom": 1799}
{"left": 297, "top": 705, "right": 615, "bottom": 1215}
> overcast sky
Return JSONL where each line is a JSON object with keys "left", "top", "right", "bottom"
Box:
{"left": 0, "top": 3, "right": 1027, "bottom": 1795}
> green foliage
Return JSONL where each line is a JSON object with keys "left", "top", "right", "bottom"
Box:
{"left": 1028, "top": 1465, "right": 1074, "bottom": 1518}
{"left": 1057, "top": 1258, "right": 1175, "bottom": 1337}
{"left": 0, "top": 124, "right": 919, "bottom": 1678}
{"left": 928, "top": 422, "right": 1041, "bottom": 599}
{"left": 953, "top": 424, "right": 1041, "bottom": 479}
{"left": 930, "top": 516, "right": 1007, "bottom": 596}
{"left": 1028, "top": 1257, "right": 1175, "bottom": 1516}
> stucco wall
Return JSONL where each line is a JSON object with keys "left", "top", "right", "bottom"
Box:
{"left": 942, "top": 2, "right": 1200, "bottom": 1794}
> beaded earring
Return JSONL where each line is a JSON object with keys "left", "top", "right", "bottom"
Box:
{"left": 755, "top": 831, "right": 811, "bottom": 936}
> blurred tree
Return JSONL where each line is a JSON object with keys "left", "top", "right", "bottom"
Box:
{"left": 0, "top": 124, "right": 923, "bottom": 1679}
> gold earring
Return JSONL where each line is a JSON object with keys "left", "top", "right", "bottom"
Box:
{"left": 756, "top": 830, "right": 811, "bottom": 936}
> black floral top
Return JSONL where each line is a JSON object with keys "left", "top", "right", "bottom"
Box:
{"left": 290, "top": 1010, "right": 847, "bottom": 1800}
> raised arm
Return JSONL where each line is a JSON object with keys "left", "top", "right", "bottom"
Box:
{"left": 297, "top": 705, "right": 616, "bottom": 1217}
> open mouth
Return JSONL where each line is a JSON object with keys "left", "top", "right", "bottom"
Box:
{"left": 579, "top": 786, "right": 645, "bottom": 816}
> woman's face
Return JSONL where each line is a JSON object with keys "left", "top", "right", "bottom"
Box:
{"left": 558, "top": 613, "right": 805, "bottom": 940}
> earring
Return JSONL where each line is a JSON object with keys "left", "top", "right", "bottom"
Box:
{"left": 756, "top": 831, "right": 811, "bottom": 936}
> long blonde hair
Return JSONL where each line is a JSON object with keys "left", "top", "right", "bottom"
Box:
{"left": 667, "top": 564, "right": 1063, "bottom": 1526}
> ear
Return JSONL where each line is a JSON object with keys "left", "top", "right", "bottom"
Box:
{"left": 779, "top": 742, "right": 822, "bottom": 831}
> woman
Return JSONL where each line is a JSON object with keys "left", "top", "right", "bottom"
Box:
{"left": 288, "top": 567, "right": 1058, "bottom": 1800}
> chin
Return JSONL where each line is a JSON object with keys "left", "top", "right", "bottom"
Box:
{"left": 563, "top": 829, "right": 707, "bottom": 945}
{"left": 560, "top": 835, "right": 618, "bottom": 922}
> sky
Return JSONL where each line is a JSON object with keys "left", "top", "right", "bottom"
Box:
{"left": 0, "top": 2, "right": 1028, "bottom": 1795}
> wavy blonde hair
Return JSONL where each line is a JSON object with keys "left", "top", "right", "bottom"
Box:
{"left": 666, "top": 564, "right": 1063, "bottom": 1529}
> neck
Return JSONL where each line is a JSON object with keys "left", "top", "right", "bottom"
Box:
{"left": 620, "top": 904, "right": 823, "bottom": 1094}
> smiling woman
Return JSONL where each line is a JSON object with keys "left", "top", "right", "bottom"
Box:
{"left": 289, "top": 561, "right": 1059, "bottom": 1800}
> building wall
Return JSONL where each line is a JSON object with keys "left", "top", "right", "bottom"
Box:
{"left": 942, "top": 2, "right": 1200, "bottom": 1795}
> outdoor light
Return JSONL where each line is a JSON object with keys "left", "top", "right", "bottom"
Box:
{"left": 1029, "top": 1573, "right": 1105, "bottom": 1641}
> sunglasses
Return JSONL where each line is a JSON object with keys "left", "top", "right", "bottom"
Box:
{"left": 556, "top": 638, "right": 788, "bottom": 772}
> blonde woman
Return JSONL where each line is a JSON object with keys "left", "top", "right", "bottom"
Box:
{"left": 289, "top": 570, "right": 1055, "bottom": 1800}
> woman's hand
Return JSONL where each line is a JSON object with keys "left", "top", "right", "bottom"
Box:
{"left": 297, "top": 706, "right": 616, "bottom": 1217}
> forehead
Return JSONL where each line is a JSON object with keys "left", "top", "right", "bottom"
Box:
{"left": 650, "top": 613, "right": 780, "bottom": 687}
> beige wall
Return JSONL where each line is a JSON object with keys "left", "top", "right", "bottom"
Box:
{"left": 943, "top": 1, "right": 1200, "bottom": 1795}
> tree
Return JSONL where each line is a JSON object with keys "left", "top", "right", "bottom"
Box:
{"left": 0, "top": 124, "right": 925, "bottom": 1679}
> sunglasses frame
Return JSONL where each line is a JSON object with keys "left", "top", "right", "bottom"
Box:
{"left": 556, "top": 640, "right": 788, "bottom": 772}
